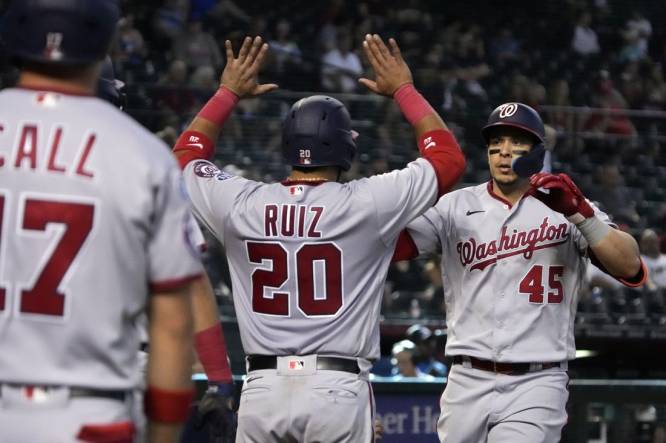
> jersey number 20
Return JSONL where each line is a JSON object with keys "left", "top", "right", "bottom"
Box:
{"left": 0, "top": 194, "right": 94, "bottom": 317}
{"left": 247, "top": 241, "right": 342, "bottom": 316}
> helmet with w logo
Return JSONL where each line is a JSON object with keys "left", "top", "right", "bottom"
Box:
{"left": 481, "top": 102, "right": 546, "bottom": 177}
{"left": 481, "top": 102, "right": 545, "bottom": 145}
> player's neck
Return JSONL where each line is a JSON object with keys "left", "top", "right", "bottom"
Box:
{"left": 287, "top": 167, "right": 340, "bottom": 182}
{"left": 492, "top": 179, "right": 530, "bottom": 205}
{"left": 18, "top": 66, "right": 99, "bottom": 96}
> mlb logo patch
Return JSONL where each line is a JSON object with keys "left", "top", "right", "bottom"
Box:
{"left": 288, "top": 360, "right": 305, "bottom": 370}
{"left": 289, "top": 185, "right": 304, "bottom": 196}
{"left": 36, "top": 92, "right": 60, "bottom": 108}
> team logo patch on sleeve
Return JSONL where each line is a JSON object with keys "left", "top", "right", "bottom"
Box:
{"left": 192, "top": 161, "right": 235, "bottom": 180}
{"left": 193, "top": 161, "right": 221, "bottom": 178}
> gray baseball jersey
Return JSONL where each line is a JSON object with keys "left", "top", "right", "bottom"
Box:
{"left": 0, "top": 88, "right": 202, "bottom": 390}
{"left": 182, "top": 158, "right": 437, "bottom": 360}
{"left": 407, "top": 181, "right": 612, "bottom": 363}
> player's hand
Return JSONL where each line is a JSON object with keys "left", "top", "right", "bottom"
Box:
{"left": 529, "top": 172, "right": 594, "bottom": 223}
{"left": 359, "top": 34, "right": 413, "bottom": 96}
{"left": 221, "top": 36, "right": 278, "bottom": 98}
{"left": 374, "top": 418, "right": 385, "bottom": 440}
{"left": 193, "top": 382, "right": 237, "bottom": 443}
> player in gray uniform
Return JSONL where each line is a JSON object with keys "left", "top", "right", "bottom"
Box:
{"left": 96, "top": 55, "right": 238, "bottom": 442}
{"left": 173, "top": 34, "right": 466, "bottom": 442}
{"left": 0, "top": 1, "right": 202, "bottom": 442}
{"left": 394, "top": 102, "right": 647, "bottom": 443}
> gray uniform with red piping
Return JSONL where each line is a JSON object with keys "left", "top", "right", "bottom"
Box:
{"left": 405, "top": 180, "right": 638, "bottom": 443}
{"left": 0, "top": 88, "right": 202, "bottom": 443}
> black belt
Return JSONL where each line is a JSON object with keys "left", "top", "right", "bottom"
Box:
{"left": 247, "top": 355, "right": 360, "bottom": 374}
{"left": 0, "top": 385, "right": 128, "bottom": 402}
{"left": 452, "top": 356, "right": 561, "bottom": 375}
{"left": 70, "top": 387, "right": 128, "bottom": 401}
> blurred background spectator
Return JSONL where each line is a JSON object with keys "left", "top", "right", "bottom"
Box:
{"left": 405, "top": 324, "right": 448, "bottom": 378}
{"left": 173, "top": 18, "right": 223, "bottom": 70}
{"left": 321, "top": 31, "right": 363, "bottom": 93}
{"left": 571, "top": 11, "right": 600, "bottom": 57}
{"left": 389, "top": 340, "right": 435, "bottom": 380}
{"left": 640, "top": 229, "right": 666, "bottom": 290}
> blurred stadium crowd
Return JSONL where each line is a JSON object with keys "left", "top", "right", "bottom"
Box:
{"left": 3, "top": 0, "right": 664, "bottom": 358}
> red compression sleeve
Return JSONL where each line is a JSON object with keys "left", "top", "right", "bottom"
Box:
{"left": 393, "top": 83, "right": 435, "bottom": 125}
{"left": 171, "top": 86, "right": 238, "bottom": 169}
{"left": 419, "top": 129, "right": 466, "bottom": 197}
{"left": 172, "top": 130, "right": 215, "bottom": 169}
{"left": 392, "top": 230, "right": 419, "bottom": 262}
{"left": 144, "top": 387, "right": 194, "bottom": 423}
{"left": 194, "top": 323, "right": 233, "bottom": 383}
{"left": 198, "top": 86, "right": 239, "bottom": 126}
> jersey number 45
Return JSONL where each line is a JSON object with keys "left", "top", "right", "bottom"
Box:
{"left": 519, "top": 264, "right": 564, "bottom": 304}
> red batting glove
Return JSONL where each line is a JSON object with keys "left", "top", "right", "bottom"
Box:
{"left": 529, "top": 172, "right": 594, "bottom": 223}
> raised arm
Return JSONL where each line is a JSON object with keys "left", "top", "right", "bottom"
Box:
{"left": 359, "top": 34, "right": 465, "bottom": 197}
{"left": 530, "top": 172, "right": 644, "bottom": 284}
{"left": 172, "top": 36, "right": 277, "bottom": 169}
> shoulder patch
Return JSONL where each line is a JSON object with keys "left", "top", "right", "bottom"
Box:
{"left": 193, "top": 160, "right": 221, "bottom": 178}
{"left": 192, "top": 160, "right": 235, "bottom": 180}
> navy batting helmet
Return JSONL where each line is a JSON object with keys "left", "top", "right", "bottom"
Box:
{"left": 282, "top": 95, "right": 357, "bottom": 171}
{"left": 481, "top": 103, "right": 546, "bottom": 177}
{"left": 97, "top": 56, "right": 126, "bottom": 109}
{"left": 1, "top": 0, "right": 119, "bottom": 65}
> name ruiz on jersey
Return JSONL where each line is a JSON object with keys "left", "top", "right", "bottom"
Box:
{"left": 457, "top": 216, "right": 569, "bottom": 271}
{"left": 264, "top": 204, "right": 324, "bottom": 238}
{"left": 0, "top": 123, "right": 96, "bottom": 178}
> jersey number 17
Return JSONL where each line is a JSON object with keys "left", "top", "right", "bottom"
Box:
{"left": 0, "top": 192, "right": 95, "bottom": 317}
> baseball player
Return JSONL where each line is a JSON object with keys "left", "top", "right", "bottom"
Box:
{"left": 0, "top": 1, "right": 203, "bottom": 442}
{"left": 172, "top": 34, "right": 466, "bottom": 442}
{"left": 393, "top": 102, "right": 647, "bottom": 442}
{"left": 96, "top": 55, "right": 237, "bottom": 442}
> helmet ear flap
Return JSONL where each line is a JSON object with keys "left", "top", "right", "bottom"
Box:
{"left": 511, "top": 142, "right": 545, "bottom": 177}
